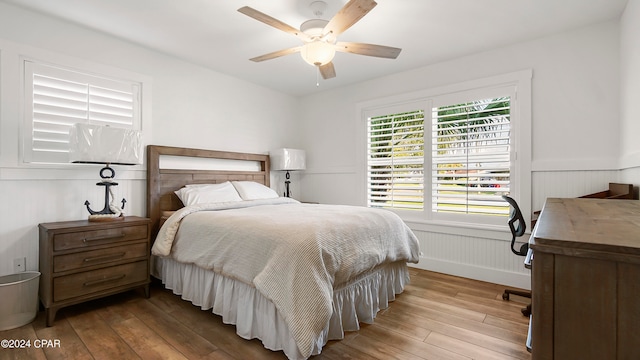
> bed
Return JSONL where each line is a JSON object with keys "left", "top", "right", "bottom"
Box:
{"left": 146, "top": 145, "right": 420, "bottom": 359}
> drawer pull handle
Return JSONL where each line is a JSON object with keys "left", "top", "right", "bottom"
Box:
{"left": 83, "top": 234, "right": 125, "bottom": 243}
{"left": 83, "top": 253, "right": 126, "bottom": 263}
{"left": 83, "top": 274, "right": 126, "bottom": 287}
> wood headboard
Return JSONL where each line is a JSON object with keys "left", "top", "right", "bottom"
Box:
{"left": 146, "top": 145, "right": 270, "bottom": 239}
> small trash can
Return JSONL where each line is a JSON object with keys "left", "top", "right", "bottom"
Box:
{"left": 0, "top": 271, "right": 41, "bottom": 331}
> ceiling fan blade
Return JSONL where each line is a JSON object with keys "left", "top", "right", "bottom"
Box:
{"left": 238, "top": 6, "right": 310, "bottom": 42}
{"left": 319, "top": 62, "right": 336, "bottom": 79}
{"left": 323, "top": 0, "right": 377, "bottom": 37}
{"left": 249, "top": 46, "right": 302, "bottom": 62}
{"left": 335, "top": 42, "right": 402, "bottom": 59}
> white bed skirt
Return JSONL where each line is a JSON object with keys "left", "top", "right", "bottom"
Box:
{"left": 153, "top": 257, "right": 410, "bottom": 359}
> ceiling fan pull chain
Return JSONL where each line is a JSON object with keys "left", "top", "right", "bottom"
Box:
{"left": 316, "top": 66, "right": 320, "bottom": 87}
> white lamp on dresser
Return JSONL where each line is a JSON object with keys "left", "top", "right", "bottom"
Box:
{"left": 270, "top": 148, "right": 306, "bottom": 198}
{"left": 69, "top": 123, "right": 142, "bottom": 221}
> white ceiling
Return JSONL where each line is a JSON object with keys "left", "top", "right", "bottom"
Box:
{"left": 2, "top": 0, "right": 629, "bottom": 96}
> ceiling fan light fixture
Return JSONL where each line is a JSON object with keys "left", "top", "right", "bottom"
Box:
{"left": 240, "top": 0, "right": 401, "bottom": 80}
{"left": 300, "top": 41, "right": 335, "bottom": 66}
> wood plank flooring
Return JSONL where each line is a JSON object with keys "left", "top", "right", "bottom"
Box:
{"left": 0, "top": 268, "right": 531, "bottom": 360}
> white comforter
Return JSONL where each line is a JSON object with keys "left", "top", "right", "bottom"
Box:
{"left": 152, "top": 198, "right": 420, "bottom": 358}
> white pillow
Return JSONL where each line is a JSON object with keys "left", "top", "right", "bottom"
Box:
{"left": 232, "top": 181, "right": 279, "bottom": 200}
{"left": 174, "top": 181, "right": 242, "bottom": 206}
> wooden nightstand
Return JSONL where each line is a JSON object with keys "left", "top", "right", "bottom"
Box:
{"left": 38, "top": 216, "right": 151, "bottom": 326}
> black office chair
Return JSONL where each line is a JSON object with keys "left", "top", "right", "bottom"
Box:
{"left": 501, "top": 195, "right": 531, "bottom": 317}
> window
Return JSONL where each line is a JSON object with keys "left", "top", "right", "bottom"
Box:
{"left": 431, "top": 97, "right": 511, "bottom": 217}
{"left": 367, "top": 107, "right": 425, "bottom": 210}
{"left": 23, "top": 60, "right": 141, "bottom": 164}
{"left": 363, "top": 71, "right": 531, "bottom": 228}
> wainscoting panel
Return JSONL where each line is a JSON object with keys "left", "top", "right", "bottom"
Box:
{"left": 410, "top": 228, "right": 532, "bottom": 289}
{"left": 0, "top": 178, "right": 146, "bottom": 277}
{"left": 2, "top": 169, "right": 631, "bottom": 286}
{"left": 531, "top": 170, "right": 621, "bottom": 210}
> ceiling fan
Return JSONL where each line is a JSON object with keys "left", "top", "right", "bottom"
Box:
{"left": 238, "top": 0, "right": 402, "bottom": 80}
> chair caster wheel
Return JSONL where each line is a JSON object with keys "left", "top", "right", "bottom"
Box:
{"left": 502, "top": 292, "right": 509, "bottom": 300}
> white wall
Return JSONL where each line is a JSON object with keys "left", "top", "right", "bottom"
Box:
{"left": 620, "top": 0, "right": 640, "bottom": 172}
{"left": 297, "top": 20, "right": 624, "bottom": 288}
{"left": 0, "top": 3, "right": 299, "bottom": 276}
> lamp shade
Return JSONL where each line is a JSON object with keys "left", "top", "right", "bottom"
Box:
{"left": 270, "top": 148, "right": 306, "bottom": 171}
{"left": 69, "top": 123, "right": 142, "bottom": 165}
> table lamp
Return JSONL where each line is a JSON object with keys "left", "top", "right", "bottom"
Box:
{"left": 270, "top": 148, "right": 306, "bottom": 198}
{"left": 69, "top": 123, "right": 142, "bottom": 221}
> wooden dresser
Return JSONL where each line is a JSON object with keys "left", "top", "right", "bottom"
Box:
{"left": 530, "top": 198, "right": 640, "bottom": 359}
{"left": 38, "top": 216, "right": 151, "bottom": 326}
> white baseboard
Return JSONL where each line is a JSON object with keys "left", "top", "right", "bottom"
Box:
{"left": 409, "top": 257, "right": 531, "bottom": 290}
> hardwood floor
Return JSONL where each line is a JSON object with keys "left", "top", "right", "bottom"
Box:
{"left": 0, "top": 268, "right": 531, "bottom": 360}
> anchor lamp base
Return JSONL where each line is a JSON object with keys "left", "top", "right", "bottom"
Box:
{"left": 83, "top": 165, "right": 128, "bottom": 222}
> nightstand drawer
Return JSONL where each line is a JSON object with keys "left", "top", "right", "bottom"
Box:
{"left": 53, "top": 242, "right": 148, "bottom": 273}
{"left": 53, "top": 224, "right": 148, "bottom": 251}
{"left": 53, "top": 260, "right": 148, "bottom": 302}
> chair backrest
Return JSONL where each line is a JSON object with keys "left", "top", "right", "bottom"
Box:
{"left": 502, "top": 195, "right": 527, "bottom": 255}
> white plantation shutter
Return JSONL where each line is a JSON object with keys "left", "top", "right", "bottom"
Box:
{"left": 367, "top": 108, "right": 425, "bottom": 210}
{"left": 24, "top": 61, "right": 140, "bottom": 164}
{"left": 364, "top": 91, "right": 515, "bottom": 225}
{"left": 431, "top": 97, "right": 511, "bottom": 217}
{"left": 363, "top": 72, "right": 530, "bottom": 227}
